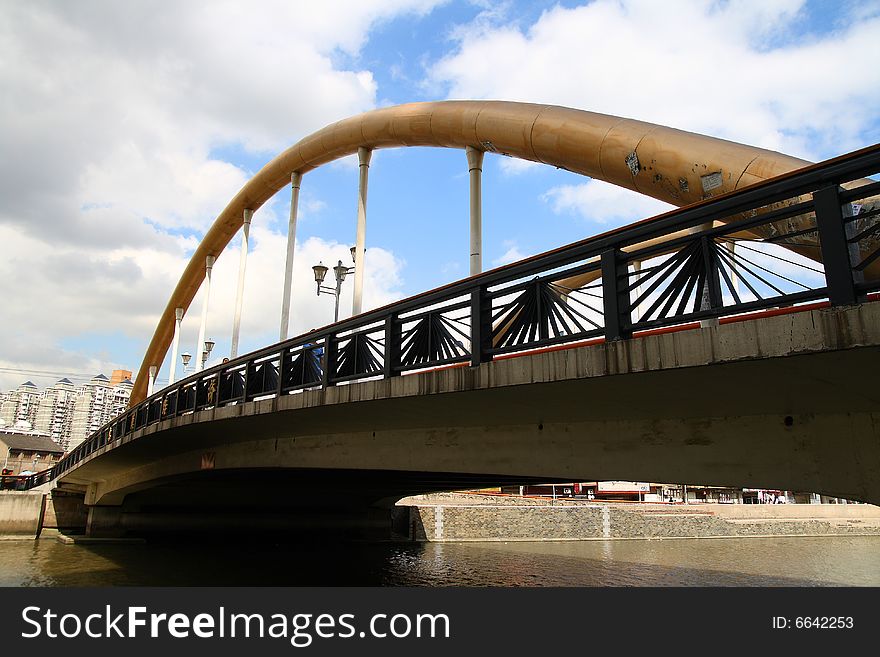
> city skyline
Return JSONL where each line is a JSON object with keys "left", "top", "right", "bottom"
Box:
{"left": 1, "top": 0, "right": 878, "bottom": 390}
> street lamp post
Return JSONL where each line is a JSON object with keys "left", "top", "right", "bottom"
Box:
{"left": 181, "top": 352, "right": 192, "bottom": 376}
{"left": 312, "top": 248, "right": 356, "bottom": 323}
{"left": 201, "top": 339, "right": 215, "bottom": 370}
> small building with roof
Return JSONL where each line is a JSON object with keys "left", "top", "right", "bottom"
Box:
{"left": 0, "top": 431, "right": 64, "bottom": 475}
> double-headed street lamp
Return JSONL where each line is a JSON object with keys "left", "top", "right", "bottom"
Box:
{"left": 179, "top": 338, "right": 214, "bottom": 376}
{"left": 201, "top": 338, "right": 215, "bottom": 369}
{"left": 312, "top": 247, "right": 356, "bottom": 323}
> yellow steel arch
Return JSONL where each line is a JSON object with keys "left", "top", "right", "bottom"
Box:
{"left": 131, "top": 100, "right": 838, "bottom": 402}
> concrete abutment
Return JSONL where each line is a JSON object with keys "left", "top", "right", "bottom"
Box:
{"left": 0, "top": 489, "right": 88, "bottom": 538}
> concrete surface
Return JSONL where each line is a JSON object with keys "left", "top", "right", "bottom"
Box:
{"left": 0, "top": 492, "right": 45, "bottom": 537}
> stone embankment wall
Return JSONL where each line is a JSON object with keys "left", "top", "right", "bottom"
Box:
{"left": 410, "top": 505, "right": 606, "bottom": 541}
{"left": 402, "top": 498, "right": 880, "bottom": 542}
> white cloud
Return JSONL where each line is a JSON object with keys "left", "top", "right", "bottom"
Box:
{"left": 81, "top": 151, "right": 252, "bottom": 234}
{"left": 440, "top": 261, "right": 462, "bottom": 276}
{"left": 497, "top": 156, "right": 541, "bottom": 176}
{"left": 543, "top": 179, "right": 675, "bottom": 224}
{"left": 303, "top": 199, "right": 329, "bottom": 216}
{"left": 492, "top": 241, "right": 527, "bottom": 266}
{"left": 430, "top": 0, "right": 880, "bottom": 160}
{"left": 0, "top": 223, "right": 187, "bottom": 390}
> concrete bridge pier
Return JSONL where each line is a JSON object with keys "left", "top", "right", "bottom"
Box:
{"left": 86, "top": 505, "right": 126, "bottom": 538}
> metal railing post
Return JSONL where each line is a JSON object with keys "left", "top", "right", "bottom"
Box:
{"left": 814, "top": 185, "right": 859, "bottom": 306}
{"left": 601, "top": 249, "right": 632, "bottom": 341}
{"left": 276, "top": 348, "right": 286, "bottom": 398}
{"left": 384, "top": 315, "right": 401, "bottom": 379}
{"left": 321, "top": 334, "right": 336, "bottom": 388}
{"left": 470, "top": 286, "right": 492, "bottom": 367}
{"left": 242, "top": 362, "right": 251, "bottom": 403}
{"left": 536, "top": 280, "right": 549, "bottom": 341}
{"left": 701, "top": 235, "right": 724, "bottom": 310}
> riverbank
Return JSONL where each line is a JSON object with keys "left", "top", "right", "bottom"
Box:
{"left": 397, "top": 493, "right": 880, "bottom": 542}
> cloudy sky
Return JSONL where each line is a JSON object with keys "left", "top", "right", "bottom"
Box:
{"left": 1, "top": 0, "right": 878, "bottom": 392}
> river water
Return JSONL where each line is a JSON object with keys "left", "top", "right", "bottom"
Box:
{"left": 1, "top": 535, "right": 878, "bottom": 586}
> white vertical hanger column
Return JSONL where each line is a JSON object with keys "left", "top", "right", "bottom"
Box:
{"left": 147, "top": 366, "right": 157, "bottom": 397}
{"left": 168, "top": 307, "right": 184, "bottom": 384}
{"left": 280, "top": 172, "right": 302, "bottom": 341}
{"left": 352, "top": 146, "right": 372, "bottom": 316}
{"left": 195, "top": 255, "right": 216, "bottom": 372}
{"left": 230, "top": 209, "right": 252, "bottom": 358}
{"left": 466, "top": 146, "right": 484, "bottom": 276}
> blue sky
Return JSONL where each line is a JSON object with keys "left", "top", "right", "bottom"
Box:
{"left": 0, "top": 0, "right": 878, "bottom": 392}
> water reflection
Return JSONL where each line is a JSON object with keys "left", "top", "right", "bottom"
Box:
{"left": 1, "top": 536, "right": 878, "bottom": 587}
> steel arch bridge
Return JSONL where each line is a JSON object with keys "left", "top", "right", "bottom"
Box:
{"left": 11, "top": 102, "right": 880, "bottom": 528}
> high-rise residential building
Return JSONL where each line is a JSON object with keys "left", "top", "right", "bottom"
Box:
{"left": 109, "top": 379, "right": 133, "bottom": 415}
{"left": 0, "top": 392, "right": 9, "bottom": 426}
{"left": 70, "top": 374, "right": 111, "bottom": 446}
{"left": 0, "top": 381, "right": 40, "bottom": 428}
{"left": 68, "top": 374, "right": 132, "bottom": 451}
{"left": 33, "top": 378, "right": 77, "bottom": 451}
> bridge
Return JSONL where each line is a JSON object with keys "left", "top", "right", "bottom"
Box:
{"left": 12, "top": 101, "right": 880, "bottom": 538}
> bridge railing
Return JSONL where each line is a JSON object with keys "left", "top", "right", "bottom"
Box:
{"left": 19, "top": 143, "right": 880, "bottom": 490}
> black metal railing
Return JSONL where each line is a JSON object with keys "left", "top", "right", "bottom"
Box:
{"left": 16, "top": 143, "right": 880, "bottom": 490}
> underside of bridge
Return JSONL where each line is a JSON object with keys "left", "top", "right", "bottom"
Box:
{"left": 54, "top": 301, "right": 880, "bottom": 539}
{"left": 74, "top": 469, "right": 560, "bottom": 538}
